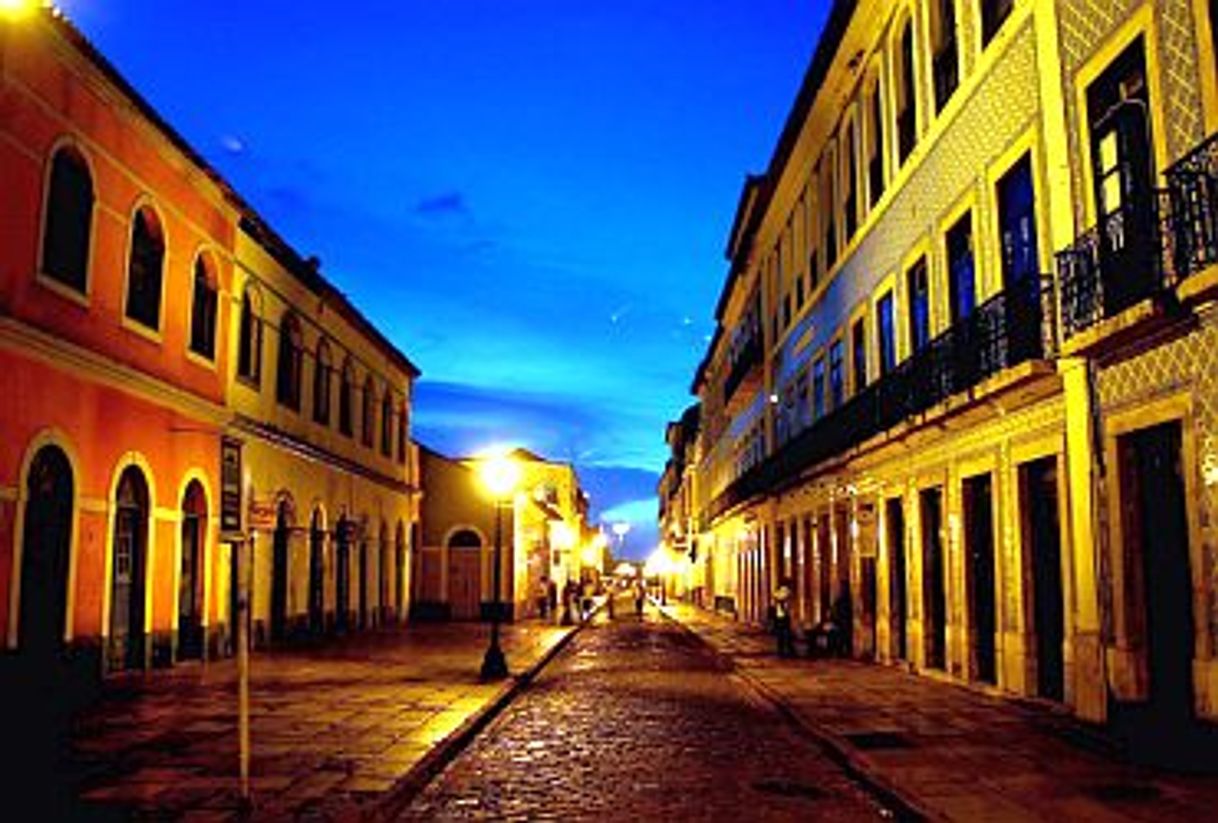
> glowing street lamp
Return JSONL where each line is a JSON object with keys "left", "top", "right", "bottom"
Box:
{"left": 0, "top": 0, "right": 36, "bottom": 22}
{"left": 477, "top": 450, "right": 521, "bottom": 680}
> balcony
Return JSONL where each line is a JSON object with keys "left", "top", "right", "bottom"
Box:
{"left": 705, "top": 278, "right": 1054, "bottom": 524}
{"left": 1057, "top": 131, "right": 1218, "bottom": 348}
{"left": 722, "top": 330, "right": 763, "bottom": 413}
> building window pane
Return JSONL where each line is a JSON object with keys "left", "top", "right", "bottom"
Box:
{"left": 829, "top": 340, "right": 845, "bottom": 410}
{"left": 877, "top": 290, "right": 896, "bottom": 376}
{"left": 907, "top": 258, "right": 931, "bottom": 354}
{"left": 189, "top": 256, "right": 217, "bottom": 359}
{"left": 998, "top": 154, "right": 1040, "bottom": 291}
{"left": 981, "top": 0, "right": 1015, "bottom": 46}
{"left": 237, "top": 291, "right": 262, "bottom": 382}
{"left": 897, "top": 22, "right": 917, "bottom": 164}
{"left": 276, "top": 313, "right": 303, "bottom": 411}
{"left": 314, "top": 341, "right": 332, "bottom": 425}
{"left": 932, "top": 0, "right": 959, "bottom": 112}
{"left": 125, "top": 207, "right": 165, "bottom": 330}
{"left": 41, "top": 147, "right": 93, "bottom": 293}
{"left": 852, "top": 317, "right": 867, "bottom": 392}
{"left": 339, "top": 363, "right": 354, "bottom": 436}
{"left": 812, "top": 358, "right": 826, "bottom": 420}
{"left": 947, "top": 212, "right": 975, "bottom": 324}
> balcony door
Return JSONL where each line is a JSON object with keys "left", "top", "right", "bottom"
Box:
{"left": 1086, "top": 37, "right": 1157, "bottom": 314}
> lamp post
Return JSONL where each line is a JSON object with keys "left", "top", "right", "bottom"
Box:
{"left": 478, "top": 453, "right": 520, "bottom": 681}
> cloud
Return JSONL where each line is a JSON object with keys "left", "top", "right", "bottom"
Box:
{"left": 415, "top": 191, "right": 470, "bottom": 217}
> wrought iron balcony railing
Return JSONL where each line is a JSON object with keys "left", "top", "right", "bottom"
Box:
{"left": 723, "top": 330, "right": 763, "bottom": 405}
{"left": 704, "top": 277, "right": 1054, "bottom": 523}
{"left": 1165, "top": 131, "right": 1218, "bottom": 281}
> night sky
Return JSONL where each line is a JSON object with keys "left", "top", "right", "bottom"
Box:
{"left": 59, "top": 1, "right": 829, "bottom": 559}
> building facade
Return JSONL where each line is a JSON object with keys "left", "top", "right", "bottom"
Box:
{"left": 0, "top": 8, "right": 419, "bottom": 681}
{"left": 677, "top": 0, "right": 1218, "bottom": 734}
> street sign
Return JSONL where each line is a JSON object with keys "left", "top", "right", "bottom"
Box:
{"left": 220, "top": 437, "right": 243, "bottom": 540}
{"left": 248, "top": 498, "right": 278, "bottom": 531}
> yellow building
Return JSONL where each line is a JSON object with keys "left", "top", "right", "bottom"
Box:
{"left": 230, "top": 220, "right": 420, "bottom": 648}
{"left": 682, "top": 0, "right": 1218, "bottom": 738}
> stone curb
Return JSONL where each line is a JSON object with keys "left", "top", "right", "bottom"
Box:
{"left": 656, "top": 605, "right": 933, "bottom": 823}
{"left": 372, "top": 621, "right": 585, "bottom": 819}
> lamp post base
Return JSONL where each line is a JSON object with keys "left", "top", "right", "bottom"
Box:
{"left": 480, "top": 643, "right": 508, "bottom": 680}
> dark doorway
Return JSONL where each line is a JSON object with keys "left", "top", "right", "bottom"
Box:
{"left": 178, "top": 481, "right": 206, "bottom": 660}
{"left": 920, "top": 488, "right": 946, "bottom": 670}
{"left": 308, "top": 511, "right": 325, "bottom": 636}
{"left": 861, "top": 556, "right": 877, "bottom": 661}
{"left": 817, "top": 516, "right": 832, "bottom": 622}
{"left": 1119, "top": 422, "right": 1194, "bottom": 722}
{"left": 270, "top": 504, "right": 290, "bottom": 643}
{"left": 19, "top": 446, "right": 74, "bottom": 671}
{"left": 833, "top": 506, "right": 853, "bottom": 656}
{"left": 335, "top": 518, "right": 350, "bottom": 632}
{"left": 110, "top": 466, "right": 149, "bottom": 671}
{"left": 964, "top": 474, "right": 997, "bottom": 684}
{"left": 887, "top": 498, "right": 907, "bottom": 662}
{"left": 395, "top": 523, "right": 406, "bottom": 620}
{"left": 358, "top": 538, "right": 369, "bottom": 630}
{"left": 379, "top": 523, "right": 390, "bottom": 625}
{"left": 1021, "top": 457, "right": 1064, "bottom": 701}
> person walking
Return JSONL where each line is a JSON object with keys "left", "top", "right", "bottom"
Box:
{"left": 536, "top": 576, "right": 549, "bottom": 619}
{"left": 634, "top": 580, "right": 645, "bottom": 617}
{"left": 773, "top": 579, "right": 795, "bottom": 658}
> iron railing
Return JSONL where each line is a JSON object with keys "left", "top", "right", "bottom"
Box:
{"left": 1165, "top": 131, "right": 1218, "bottom": 280}
{"left": 705, "top": 277, "right": 1053, "bottom": 523}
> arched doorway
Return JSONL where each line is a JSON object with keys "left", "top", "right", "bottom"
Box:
{"left": 178, "top": 480, "right": 206, "bottom": 660}
{"left": 110, "top": 466, "right": 150, "bottom": 671}
{"left": 358, "top": 531, "right": 369, "bottom": 630}
{"left": 448, "top": 529, "right": 482, "bottom": 621}
{"left": 395, "top": 522, "right": 406, "bottom": 621}
{"left": 18, "top": 445, "right": 74, "bottom": 671}
{"left": 270, "top": 502, "right": 290, "bottom": 643}
{"left": 379, "top": 521, "right": 390, "bottom": 626}
{"left": 309, "top": 509, "right": 325, "bottom": 636}
{"left": 335, "top": 517, "right": 350, "bottom": 633}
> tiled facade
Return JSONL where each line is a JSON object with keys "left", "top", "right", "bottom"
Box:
{"left": 674, "top": 0, "right": 1218, "bottom": 732}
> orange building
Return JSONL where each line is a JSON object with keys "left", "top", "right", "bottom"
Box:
{"left": 0, "top": 8, "right": 419, "bottom": 683}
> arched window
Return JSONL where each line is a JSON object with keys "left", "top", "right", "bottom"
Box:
{"left": 866, "top": 74, "right": 886, "bottom": 207}
{"left": 361, "top": 376, "right": 375, "bottom": 447}
{"left": 380, "top": 389, "right": 393, "bottom": 456}
{"left": 41, "top": 145, "right": 93, "bottom": 293}
{"left": 895, "top": 17, "right": 918, "bottom": 165}
{"left": 189, "top": 254, "right": 218, "bottom": 360}
{"left": 397, "top": 401, "right": 408, "bottom": 465}
{"left": 313, "top": 339, "right": 333, "bottom": 425}
{"left": 339, "top": 359, "right": 355, "bottom": 437}
{"left": 930, "top": 0, "right": 958, "bottom": 112}
{"left": 448, "top": 529, "right": 481, "bottom": 549}
{"left": 276, "top": 312, "right": 303, "bottom": 410}
{"left": 125, "top": 206, "right": 166, "bottom": 330}
{"left": 237, "top": 287, "right": 263, "bottom": 383}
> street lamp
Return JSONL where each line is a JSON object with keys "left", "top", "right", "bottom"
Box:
{"left": 0, "top": 0, "right": 37, "bottom": 22}
{"left": 478, "top": 451, "right": 521, "bottom": 680}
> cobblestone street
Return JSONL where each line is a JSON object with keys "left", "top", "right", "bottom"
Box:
{"left": 397, "top": 600, "right": 898, "bottom": 821}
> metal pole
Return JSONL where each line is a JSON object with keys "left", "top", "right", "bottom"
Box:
{"left": 236, "top": 537, "right": 251, "bottom": 809}
{"left": 480, "top": 499, "right": 508, "bottom": 679}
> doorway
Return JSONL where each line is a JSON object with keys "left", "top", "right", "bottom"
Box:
{"left": 178, "top": 481, "right": 206, "bottom": 660}
{"left": 887, "top": 498, "right": 907, "bottom": 662}
{"left": 358, "top": 538, "right": 369, "bottom": 629}
{"left": 335, "top": 518, "right": 350, "bottom": 632}
{"left": 308, "top": 511, "right": 325, "bottom": 636}
{"left": 448, "top": 529, "right": 483, "bottom": 620}
{"left": 19, "top": 446, "right": 74, "bottom": 672}
{"left": 110, "top": 466, "right": 149, "bottom": 671}
{"left": 833, "top": 505, "right": 853, "bottom": 655}
{"left": 963, "top": 474, "right": 997, "bottom": 684}
{"left": 270, "top": 504, "right": 290, "bottom": 643}
{"left": 920, "top": 488, "right": 946, "bottom": 670}
{"left": 1021, "top": 457, "right": 1064, "bottom": 701}
{"left": 1118, "top": 421, "right": 1194, "bottom": 722}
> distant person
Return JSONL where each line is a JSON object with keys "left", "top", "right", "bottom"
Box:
{"left": 581, "top": 579, "right": 594, "bottom": 620}
{"left": 536, "top": 577, "right": 549, "bottom": 619}
{"left": 634, "top": 581, "right": 645, "bottom": 617}
{"left": 773, "top": 579, "right": 795, "bottom": 658}
{"left": 548, "top": 579, "right": 558, "bottom": 619}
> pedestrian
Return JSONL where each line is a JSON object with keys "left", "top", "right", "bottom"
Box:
{"left": 634, "top": 580, "right": 645, "bottom": 617}
{"left": 581, "top": 578, "right": 594, "bottom": 620}
{"left": 773, "top": 579, "right": 795, "bottom": 658}
{"left": 548, "top": 579, "right": 558, "bottom": 617}
{"left": 536, "top": 576, "right": 549, "bottom": 619}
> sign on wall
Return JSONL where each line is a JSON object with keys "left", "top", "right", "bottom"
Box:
{"left": 220, "top": 436, "right": 243, "bottom": 540}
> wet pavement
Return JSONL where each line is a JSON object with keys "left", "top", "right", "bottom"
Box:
{"left": 397, "top": 599, "right": 897, "bottom": 821}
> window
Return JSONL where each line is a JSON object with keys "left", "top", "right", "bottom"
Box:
{"left": 843, "top": 122, "right": 858, "bottom": 241}
{"left": 812, "top": 357, "right": 826, "bottom": 420}
{"left": 380, "top": 390, "right": 393, "bottom": 456}
{"left": 829, "top": 340, "right": 845, "bottom": 410}
{"left": 852, "top": 317, "right": 867, "bottom": 392}
{"left": 981, "top": 0, "right": 1014, "bottom": 47}
{"left": 821, "top": 153, "right": 838, "bottom": 271}
{"left": 125, "top": 206, "right": 165, "bottom": 330}
{"left": 806, "top": 180, "right": 820, "bottom": 291}
{"left": 931, "top": 0, "right": 958, "bottom": 112}
{"left": 997, "top": 154, "right": 1040, "bottom": 292}
{"left": 896, "top": 20, "right": 918, "bottom": 165}
{"left": 796, "top": 272, "right": 806, "bottom": 308}
{"left": 41, "top": 145, "right": 93, "bottom": 293}
{"left": 868, "top": 80, "right": 885, "bottom": 207}
{"left": 907, "top": 258, "right": 931, "bottom": 354}
{"left": 276, "top": 312, "right": 303, "bottom": 410}
{"left": 313, "top": 339, "right": 333, "bottom": 425}
{"left": 795, "top": 370, "right": 810, "bottom": 429}
{"left": 339, "top": 360, "right": 355, "bottom": 437}
{"left": 397, "top": 402, "right": 408, "bottom": 464}
{"left": 362, "top": 376, "right": 375, "bottom": 447}
{"left": 188, "top": 255, "right": 218, "bottom": 360}
{"left": 946, "top": 212, "right": 975, "bottom": 324}
{"left": 877, "top": 290, "right": 896, "bottom": 376}
{"left": 237, "top": 288, "right": 263, "bottom": 383}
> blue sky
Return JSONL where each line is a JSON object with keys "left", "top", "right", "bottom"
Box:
{"left": 60, "top": 0, "right": 829, "bottom": 558}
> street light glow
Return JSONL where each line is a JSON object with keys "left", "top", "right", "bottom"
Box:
{"left": 0, "top": 0, "right": 36, "bottom": 21}
{"left": 478, "top": 451, "right": 521, "bottom": 499}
